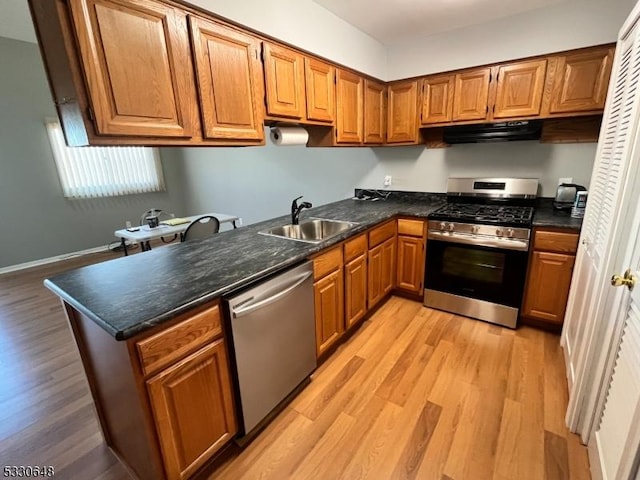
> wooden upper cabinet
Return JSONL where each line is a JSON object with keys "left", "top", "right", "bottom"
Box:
{"left": 67, "top": 0, "right": 197, "bottom": 138}
{"left": 304, "top": 58, "right": 335, "bottom": 123}
{"left": 387, "top": 80, "right": 419, "bottom": 143}
{"left": 421, "top": 75, "right": 454, "bottom": 125}
{"left": 493, "top": 59, "right": 547, "bottom": 118}
{"left": 189, "top": 17, "right": 264, "bottom": 141}
{"left": 453, "top": 68, "right": 491, "bottom": 121}
{"left": 263, "top": 43, "right": 306, "bottom": 119}
{"left": 336, "top": 69, "right": 364, "bottom": 143}
{"left": 364, "top": 79, "right": 386, "bottom": 144}
{"left": 548, "top": 47, "right": 614, "bottom": 114}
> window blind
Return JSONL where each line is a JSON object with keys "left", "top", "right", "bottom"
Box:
{"left": 45, "top": 120, "right": 165, "bottom": 199}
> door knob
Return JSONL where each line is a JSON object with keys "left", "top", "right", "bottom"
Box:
{"left": 611, "top": 269, "right": 636, "bottom": 291}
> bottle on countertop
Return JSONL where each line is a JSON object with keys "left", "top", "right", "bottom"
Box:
{"left": 571, "top": 191, "right": 588, "bottom": 218}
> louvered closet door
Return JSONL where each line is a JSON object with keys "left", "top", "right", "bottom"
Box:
{"left": 562, "top": 7, "right": 640, "bottom": 440}
{"left": 593, "top": 202, "right": 640, "bottom": 480}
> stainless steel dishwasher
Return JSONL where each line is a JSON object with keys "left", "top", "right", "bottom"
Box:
{"left": 225, "top": 261, "right": 316, "bottom": 438}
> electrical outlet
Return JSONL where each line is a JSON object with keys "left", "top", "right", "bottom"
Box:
{"left": 383, "top": 175, "right": 392, "bottom": 187}
{"left": 125, "top": 220, "right": 132, "bottom": 229}
{"left": 559, "top": 177, "right": 573, "bottom": 185}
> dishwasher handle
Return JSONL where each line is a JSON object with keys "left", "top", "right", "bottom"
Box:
{"left": 232, "top": 271, "right": 313, "bottom": 318}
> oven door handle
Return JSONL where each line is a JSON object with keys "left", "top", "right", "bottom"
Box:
{"left": 427, "top": 232, "right": 529, "bottom": 251}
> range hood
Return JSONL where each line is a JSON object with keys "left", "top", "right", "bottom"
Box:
{"left": 443, "top": 120, "right": 543, "bottom": 144}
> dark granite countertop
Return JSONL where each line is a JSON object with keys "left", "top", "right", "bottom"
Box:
{"left": 45, "top": 193, "right": 446, "bottom": 340}
{"left": 533, "top": 198, "right": 584, "bottom": 231}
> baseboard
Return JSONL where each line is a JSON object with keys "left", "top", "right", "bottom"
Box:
{"left": 0, "top": 244, "right": 111, "bottom": 275}
{"left": 589, "top": 432, "right": 605, "bottom": 480}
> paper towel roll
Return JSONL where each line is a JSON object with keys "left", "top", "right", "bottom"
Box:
{"left": 269, "top": 126, "right": 309, "bottom": 146}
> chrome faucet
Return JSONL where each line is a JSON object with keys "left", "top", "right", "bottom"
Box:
{"left": 291, "top": 196, "right": 312, "bottom": 225}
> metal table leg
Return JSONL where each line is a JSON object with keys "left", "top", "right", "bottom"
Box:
{"left": 121, "top": 237, "right": 128, "bottom": 256}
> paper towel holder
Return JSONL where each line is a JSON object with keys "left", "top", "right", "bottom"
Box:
{"left": 269, "top": 123, "right": 309, "bottom": 147}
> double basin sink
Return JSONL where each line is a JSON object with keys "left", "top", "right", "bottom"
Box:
{"left": 260, "top": 218, "right": 358, "bottom": 244}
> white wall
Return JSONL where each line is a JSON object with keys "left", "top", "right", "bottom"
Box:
{"left": 189, "top": 0, "right": 387, "bottom": 79}
{"left": 164, "top": 131, "right": 379, "bottom": 226}
{"left": 361, "top": 142, "right": 597, "bottom": 197}
{"left": 386, "top": 0, "right": 636, "bottom": 80}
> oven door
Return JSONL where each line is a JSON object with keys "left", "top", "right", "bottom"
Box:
{"left": 424, "top": 238, "right": 529, "bottom": 326}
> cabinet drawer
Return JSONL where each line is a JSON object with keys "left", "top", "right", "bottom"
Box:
{"left": 534, "top": 230, "right": 579, "bottom": 253}
{"left": 369, "top": 220, "right": 397, "bottom": 248}
{"left": 313, "top": 246, "right": 343, "bottom": 280}
{"left": 136, "top": 304, "right": 222, "bottom": 376}
{"left": 344, "top": 234, "right": 367, "bottom": 262}
{"left": 397, "top": 218, "right": 424, "bottom": 237}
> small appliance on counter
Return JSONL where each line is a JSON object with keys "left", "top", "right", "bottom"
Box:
{"left": 553, "top": 183, "right": 586, "bottom": 210}
{"left": 571, "top": 191, "right": 588, "bottom": 218}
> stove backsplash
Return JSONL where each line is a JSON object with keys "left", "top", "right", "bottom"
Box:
{"left": 359, "top": 142, "right": 594, "bottom": 198}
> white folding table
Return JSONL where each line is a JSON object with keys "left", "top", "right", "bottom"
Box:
{"left": 114, "top": 212, "right": 239, "bottom": 256}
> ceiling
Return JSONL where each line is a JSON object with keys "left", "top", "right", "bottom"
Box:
{"left": 312, "top": 0, "right": 571, "bottom": 44}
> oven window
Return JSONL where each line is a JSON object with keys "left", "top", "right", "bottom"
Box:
{"left": 425, "top": 239, "right": 529, "bottom": 308}
{"left": 442, "top": 246, "right": 505, "bottom": 284}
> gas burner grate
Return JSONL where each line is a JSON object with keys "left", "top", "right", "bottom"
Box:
{"left": 429, "top": 203, "right": 534, "bottom": 226}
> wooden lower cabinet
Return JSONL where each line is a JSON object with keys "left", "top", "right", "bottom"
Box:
{"left": 522, "top": 251, "right": 575, "bottom": 325}
{"left": 345, "top": 253, "right": 367, "bottom": 329}
{"left": 396, "top": 235, "right": 424, "bottom": 294}
{"left": 314, "top": 268, "right": 345, "bottom": 356}
{"left": 147, "top": 339, "right": 237, "bottom": 480}
{"left": 523, "top": 228, "right": 579, "bottom": 327}
{"left": 368, "top": 237, "right": 396, "bottom": 308}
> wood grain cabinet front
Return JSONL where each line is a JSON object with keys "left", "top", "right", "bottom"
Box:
{"left": 364, "top": 79, "right": 386, "bottom": 144}
{"left": 387, "top": 80, "right": 419, "bottom": 143}
{"left": 336, "top": 69, "right": 364, "bottom": 143}
{"left": 147, "top": 339, "right": 237, "bottom": 480}
{"left": 421, "top": 74, "right": 454, "bottom": 125}
{"left": 368, "top": 236, "right": 396, "bottom": 309}
{"left": 452, "top": 67, "right": 492, "bottom": 121}
{"left": 493, "top": 59, "right": 547, "bottom": 118}
{"left": 396, "top": 219, "right": 426, "bottom": 295}
{"left": 547, "top": 47, "right": 614, "bottom": 114}
{"left": 522, "top": 228, "right": 579, "bottom": 327}
{"left": 67, "top": 0, "right": 199, "bottom": 138}
{"left": 314, "top": 267, "right": 345, "bottom": 357}
{"left": 189, "top": 16, "right": 264, "bottom": 141}
{"left": 304, "top": 58, "right": 335, "bottom": 123}
{"left": 263, "top": 43, "right": 306, "bottom": 119}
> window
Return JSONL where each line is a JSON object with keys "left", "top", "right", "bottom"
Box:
{"left": 45, "top": 120, "right": 165, "bottom": 199}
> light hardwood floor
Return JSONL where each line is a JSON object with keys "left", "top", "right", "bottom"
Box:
{"left": 0, "top": 251, "right": 590, "bottom": 480}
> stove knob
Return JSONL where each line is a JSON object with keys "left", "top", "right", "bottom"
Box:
{"left": 448, "top": 223, "right": 455, "bottom": 232}
{"left": 439, "top": 222, "right": 446, "bottom": 231}
{"left": 471, "top": 225, "right": 479, "bottom": 234}
{"left": 507, "top": 228, "right": 514, "bottom": 238}
{"left": 496, "top": 228, "right": 504, "bottom": 237}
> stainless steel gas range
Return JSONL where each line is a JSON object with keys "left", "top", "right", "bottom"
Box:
{"left": 424, "top": 178, "right": 539, "bottom": 328}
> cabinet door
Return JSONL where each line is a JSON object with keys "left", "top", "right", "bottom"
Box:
{"left": 189, "top": 17, "right": 264, "bottom": 141}
{"left": 493, "top": 59, "right": 547, "bottom": 118}
{"left": 368, "top": 237, "right": 396, "bottom": 308}
{"left": 263, "top": 43, "right": 306, "bottom": 119}
{"left": 364, "top": 79, "right": 386, "bottom": 144}
{"left": 68, "top": 0, "right": 197, "bottom": 137}
{"left": 549, "top": 47, "right": 614, "bottom": 114}
{"left": 396, "top": 235, "right": 424, "bottom": 294}
{"left": 381, "top": 236, "right": 397, "bottom": 295}
{"left": 305, "top": 58, "right": 335, "bottom": 123}
{"left": 314, "top": 269, "right": 344, "bottom": 356}
{"left": 336, "top": 69, "right": 364, "bottom": 143}
{"left": 345, "top": 254, "right": 367, "bottom": 330}
{"left": 453, "top": 68, "right": 491, "bottom": 121}
{"left": 523, "top": 251, "right": 575, "bottom": 324}
{"left": 387, "top": 80, "right": 419, "bottom": 143}
{"left": 421, "top": 75, "right": 454, "bottom": 125}
{"left": 147, "top": 339, "right": 237, "bottom": 480}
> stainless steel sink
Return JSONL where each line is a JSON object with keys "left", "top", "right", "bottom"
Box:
{"left": 259, "top": 218, "right": 358, "bottom": 243}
